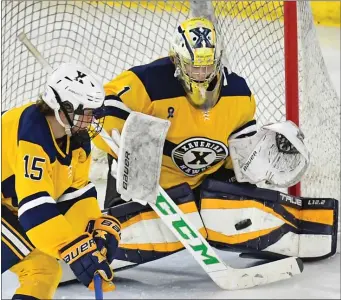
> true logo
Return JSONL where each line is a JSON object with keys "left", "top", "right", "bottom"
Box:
{"left": 172, "top": 137, "right": 228, "bottom": 176}
{"left": 279, "top": 193, "right": 302, "bottom": 207}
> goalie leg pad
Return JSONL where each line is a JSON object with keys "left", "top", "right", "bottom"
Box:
{"left": 106, "top": 183, "right": 206, "bottom": 271}
{"left": 199, "top": 178, "right": 338, "bottom": 260}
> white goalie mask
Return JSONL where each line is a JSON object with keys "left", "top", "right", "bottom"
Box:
{"left": 42, "top": 62, "right": 105, "bottom": 140}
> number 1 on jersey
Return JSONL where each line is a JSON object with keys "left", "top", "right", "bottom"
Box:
{"left": 117, "top": 86, "right": 130, "bottom": 97}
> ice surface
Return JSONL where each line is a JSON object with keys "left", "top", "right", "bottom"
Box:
{"left": 2, "top": 247, "right": 340, "bottom": 299}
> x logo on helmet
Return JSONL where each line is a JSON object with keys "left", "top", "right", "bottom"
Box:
{"left": 189, "top": 27, "right": 213, "bottom": 48}
{"left": 74, "top": 71, "right": 87, "bottom": 84}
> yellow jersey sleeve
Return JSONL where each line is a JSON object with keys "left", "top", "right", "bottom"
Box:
{"left": 16, "top": 140, "right": 78, "bottom": 258}
{"left": 224, "top": 94, "right": 257, "bottom": 169}
{"left": 92, "top": 70, "right": 152, "bottom": 157}
{"left": 58, "top": 148, "right": 102, "bottom": 236}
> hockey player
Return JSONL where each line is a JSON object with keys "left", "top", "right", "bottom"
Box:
{"left": 1, "top": 63, "right": 121, "bottom": 299}
{"left": 93, "top": 17, "right": 339, "bottom": 272}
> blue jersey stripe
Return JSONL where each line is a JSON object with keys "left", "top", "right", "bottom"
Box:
{"left": 19, "top": 202, "right": 61, "bottom": 232}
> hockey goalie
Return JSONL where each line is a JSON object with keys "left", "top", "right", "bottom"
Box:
{"left": 90, "top": 17, "right": 339, "bottom": 275}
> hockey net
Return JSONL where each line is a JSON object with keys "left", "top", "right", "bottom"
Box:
{"left": 1, "top": 1, "right": 340, "bottom": 207}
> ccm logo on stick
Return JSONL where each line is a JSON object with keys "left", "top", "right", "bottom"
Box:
{"left": 123, "top": 151, "right": 130, "bottom": 190}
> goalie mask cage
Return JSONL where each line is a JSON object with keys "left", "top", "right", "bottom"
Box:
{"left": 1, "top": 1, "right": 340, "bottom": 204}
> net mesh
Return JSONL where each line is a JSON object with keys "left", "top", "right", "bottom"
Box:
{"left": 1, "top": 1, "right": 340, "bottom": 203}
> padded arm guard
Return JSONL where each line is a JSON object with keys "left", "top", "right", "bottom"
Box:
{"left": 199, "top": 179, "right": 339, "bottom": 260}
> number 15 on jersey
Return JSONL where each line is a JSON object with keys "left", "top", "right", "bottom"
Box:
{"left": 23, "top": 155, "right": 45, "bottom": 181}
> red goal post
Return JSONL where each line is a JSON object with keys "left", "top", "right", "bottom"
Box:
{"left": 284, "top": 1, "right": 300, "bottom": 196}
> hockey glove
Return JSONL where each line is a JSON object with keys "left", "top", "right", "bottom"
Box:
{"left": 60, "top": 233, "right": 115, "bottom": 292}
{"left": 90, "top": 215, "right": 121, "bottom": 264}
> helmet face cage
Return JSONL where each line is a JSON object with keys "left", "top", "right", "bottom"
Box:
{"left": 61, "top": 101, "right": 105, "bottom": 142}
{"left": 170, "top": 18, "right": 223, "bottom": 109}
{"left": 178, "top": 54, "right": 223, "bottom": 110}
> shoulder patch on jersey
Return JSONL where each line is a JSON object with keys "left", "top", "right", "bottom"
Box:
{"left": 171, "top": 137, "right": 229, "bottom": 176}
{"left": 18, "top": 105, "right": 56, "bottom": 162}
{"left": 220, "top": 69, "right": 252, "bottom": 97}
{"left": 129, "top": 57, "right": 186, "bottom": 101}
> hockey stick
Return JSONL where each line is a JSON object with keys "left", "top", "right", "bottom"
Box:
{"left": 18, "top": 32, "right": 304, "bottom": 290}
{"left": 94, "top": 274, "right": 103, "bottom": 300}
{"left": 18, "top": 32, "right": 53, "bottom": 74}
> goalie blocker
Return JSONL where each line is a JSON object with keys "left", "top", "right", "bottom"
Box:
{"left": 101, "top": 178, "right": 338, "bottom": 272}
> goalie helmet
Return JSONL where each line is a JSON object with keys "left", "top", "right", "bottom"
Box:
{"left": 42, "top": 62, "right": 105, "bottom": 141}
{"left": 170, "top": 17, "right": 223, "bottom": 110}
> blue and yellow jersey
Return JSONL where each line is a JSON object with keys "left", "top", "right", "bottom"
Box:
{"left": 93, "top": 57, "right": 257, "bottom": 189}
{"left": 1, "top": 103, "right": 102, "bottom": 258}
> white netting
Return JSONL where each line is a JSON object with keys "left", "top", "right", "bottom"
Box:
{"left": 1, "top": 1, "right": 340, "bottom": 204}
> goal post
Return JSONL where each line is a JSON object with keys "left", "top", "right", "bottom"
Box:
{"left": 283, "top": 1, "right": 300, "bottom": 196}
{"left": 1, "top": 1, "right": 339, "bottom": 203}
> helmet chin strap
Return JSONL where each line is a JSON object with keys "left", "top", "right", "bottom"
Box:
{"left": 54, "top": 109, "right": 72, "bottom": 136}
{"left": 50, "top": 86, "right": 74, "bottom": 136}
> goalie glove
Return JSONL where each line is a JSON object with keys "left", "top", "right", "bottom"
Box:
{"left": 60, "top": 233, "right": 115, "bottom": 292}
{"left": 229, "top": 120, "right": 310, "bottom": 187}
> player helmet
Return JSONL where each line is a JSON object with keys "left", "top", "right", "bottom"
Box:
{"left": 42, "top": 62, "right": 105, "bottom": 141}
{"left": 170, "top": 17, "right": 223, "bottom": 110}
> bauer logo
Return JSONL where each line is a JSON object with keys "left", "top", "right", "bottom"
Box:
{"left": 123, "top": 151, "right": 130, "bottom": 190}
{"left": 171, "top": 137, "right": 228, "bottom": 176}
{"left": 242, "top": 150, "right": 257, "bottom": 172}
{"left": 63, "top": 239, "right": 96, "bottom": 264}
